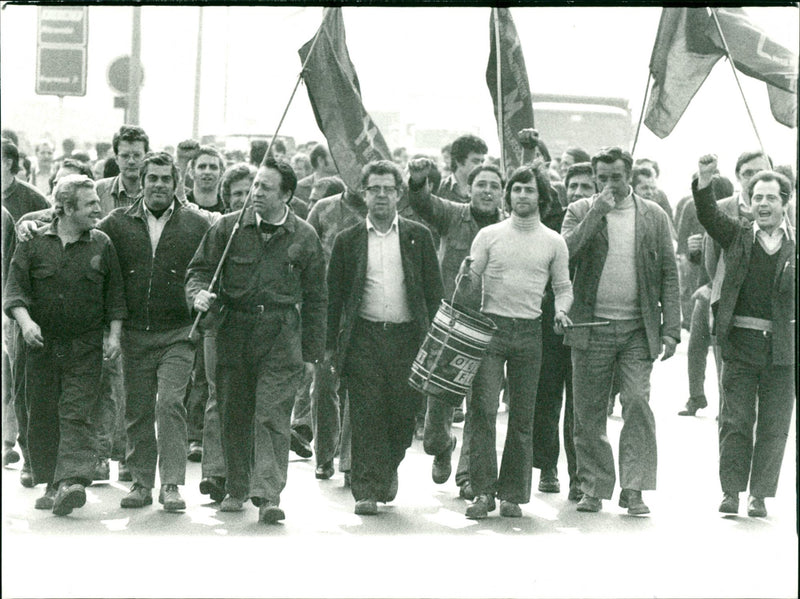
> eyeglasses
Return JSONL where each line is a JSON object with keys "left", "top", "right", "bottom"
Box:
{"left": 364, "top": 185, "right": 398, "bottom": 196}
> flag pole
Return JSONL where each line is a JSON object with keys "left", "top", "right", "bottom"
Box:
{"left": 493, "top": 8, "right": 506, "bottom": 174}
{"left": 708, "top": 7, "right": 769, "bottom": 159}
{"left": 189, "top": 7, "right": 333, "bottom": 339}
{"left": 630, "top": 72, "right": 652, "bottom": 158}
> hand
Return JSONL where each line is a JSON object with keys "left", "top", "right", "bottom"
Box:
{"left": 104, "top": 333, "right": 121, "bottom": 361}
{"left": 517, "top": 128, "right": 539, "bottom": 150}
{"left": 687, "top": 233, "right": 703, "bottom": 253}
{"left": 660, "top": 335, "right": 677, "bottom": 361}
{"left": 593, "top": 186, "right": 616, "bottom": 215}
{"left": 20, "top": 320, "right": 43, "bottom": 348}
{"left": 696, "top": 154, "right": 718, "bottom": 189}
{"left": 553, "top": 310, "right": 573, "bottom": 335}
{"left": 16, "top": 220, "right": 40, "bottom": 243}
{"left": 407, "top": 157, "right": 436, "bottom": 185}
{"left": 193, "top": 290, "right": 217, "bottom": 313}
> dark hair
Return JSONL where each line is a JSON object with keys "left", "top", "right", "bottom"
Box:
{"left": 103, "top": 157, "right": 120, "bottom": 178}
{"left": 309, "top": 144, "right": 331, "bottom": 169}
{"left": 564, "top": 162, "right": 595, "bottom": 191}
{"left": 139, "top": 151, "right": 179, "bottom": 192}
{"left": 53, "top": 174, "right": 94, "bottom": 217}
{"left": 19, "top": 155, "right": 32, "bottom": 180}
{"left": 747, "top": 170, "right": 792, "bottom": 205}
{"left": 563, "top": 147, "right": 591, "bottom": 165}
{"left": 249, "top": 140, "right": 268, "bottom": 166}
{"left": 220, "top": 162, "right": 256, "bottom": 203}
{"left": 313, "top": 176, "right": 346, "bottom": 199}
{"left": 271, "top": 139, "right": 287, "bottom": 156}
{"left": 1, "top": 138, "right": 20, "bottom": 175}
{"left": 1, "top": 129, "right": 19, "bottom": 147}
{"left": 632, "top": 166, "right": 655, "bottom": 188}
{"left": 634, "top": 157, "right": 660, "bottom": 178}
{"left": 504, "top": 164, "right": 553, "bottom": 212}
{"left": 360, "top": 159, "right": 403, "bottom": 190}
{"left": 592, "top": 146, "right": 633, "bottom": 175}
{"left": 49, "top": 158, "right": 94, "bottom": 194}
{"left": 467, "top": 164, "right": 504, "bottom": 187}
{"left": 710, "top": 174, "right": 734, "bottom": 200}
{"left": 190, "top": 145, "right": 225, "bottom": 172}
{"left": 95, "top": 141, "right": 112, "bottom": 156}
{"left": 734, "top": 151, "right": 772, "bottom": 177}
{"left": 261, "top": 156, "right": 298, "bottom": 198}
{"left": 450, "top": 134, "right": 488, "bottom": 172}
{"left": 71, "top": 151, "right": 92, "bottom": 164}
{"left": 113, "top": 125, "right": 150, "bottom": 155}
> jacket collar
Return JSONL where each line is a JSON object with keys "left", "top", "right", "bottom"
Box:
{"left": 40, "top": 216, "right": 92, "bottom": 243}
{"left": 241, "top": 204, "right": 297, "bottom": 233}
{"left": 125, "top": 196, "right": 181, "bottom": 221}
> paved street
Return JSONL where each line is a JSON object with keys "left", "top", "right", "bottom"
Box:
{"left": 2, "top": 339, "right": 797, "bottom": 599}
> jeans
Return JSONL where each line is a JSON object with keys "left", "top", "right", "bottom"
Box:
{"left": 687, "top": 293, "right": 712, "bottom": 399}
{"left": 185, "top": 339, "right": 208, "bottom": 444}
{"left": 2, "top": 318, "right": 19, "bottom": 449}
{"left": 217, "top": 308, "right": 304, "bottom": 504}
{"left": 718, "top": 329, "right": 795, "bottom": 497}
{"left": 311, "top": 360, "right": 341, "bottom": 468}
{"left": 201, "top": 331, "right": 224, "bottom": 479}
{"left": 91, "top": 333, "right": 126, "bottom": 462}
{"left": 572, "top": 319, "right": 657, "bottom": 499}
{"left": 291, "top": 363, "right": 313, "bottom": 434}
{"left": 423, "top": 396, "right": 455, "bottom": 457}
{"left": 122, "top": 327, "right": 194, "bottom": 489}
{"left": 468, "top": 315, "right": 542, "bottom": 504}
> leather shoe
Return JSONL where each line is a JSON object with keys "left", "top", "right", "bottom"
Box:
{"left": 117, "top": 461, "right": 132, "bottom": 482}
{"left": 219, "top": 494, "right": 245, "bottom": 512}
{"left": 93, "top": 458, "right": 110, "bottom": 482}
{"left": 199, "top": 476, "right": 226, "bottom": 503}
{"left": 290, "top": 427, "right": 313, "bottom": 459}
{"left": 53, "top": 482, "right": 86, "bottom": 516}
{"left": 458, "top": 482, "right": 475, "bottom": 501}
{"left": 315, "top": 461, "right": 335, "bottom": 480}
{"left": 3, "top": 446, "right": 20, "bottom": 466}
{"left": 567, "top": 483, "right": 583, "bottom": 502}
{"left": 258, "top": 501, "right": 285, "bottom": 524}
{"left": 381, "top": 471, "right": 398, "bottom": 503}
{"left": 452, "top": 406, "right": 465, "bottom": 424}
{"left": 577, "top": 494, "right": 602, "bottom": 512}
{"left": 499, "top": 500, "right": 522, "bottom": 518}
{"left": 538, "top": 467, "right": 560, "bottom": 493}
{"left": 619, "top": 489, "right": 650, "bottom": 515}
{"left": 678, "top": 395, "right": 708, "bottom": 416}
{"left": 120, "top": 483, "right": 152, "bottom": 508}
{"left": 719, "top": 492, "right": 739, "bottom": 514}
{"left": 747, "top": 495, "right": 767, "bottom": 518}
{"left": 465, "top": 494, "right": 496, "bottom": 519}
{"left": 187, "top": 441, "right": 203, "bottom": 463}
{"left": 159, "top": 484, "right": 186, "bottom": 512}
{"left": 432, "top": 435, "right": 456, "bottom": 484}
{"left": 20, "top": 463, "right": 34, "bottom": 488}
{"left": 34, "top": 484, "right": 57, "bottom": 509}
{"left": 354, "top": 498, "right": 378, "bottom": 515}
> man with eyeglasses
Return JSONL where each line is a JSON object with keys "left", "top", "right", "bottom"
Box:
{"left": 326, "top": 160, "right": 442, "bottom": 516}
{"left": 562, "top": 147, "right": 679, "bottom": 516}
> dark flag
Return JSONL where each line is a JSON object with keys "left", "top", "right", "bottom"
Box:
{"left": 298, "top": 7, "right": 392, "bottom": 191}
{"left": 486, "top": 7, "right": 535, "bottom": 171}
{"left": 645, "top": 7, "right": 797, "bottom": 138}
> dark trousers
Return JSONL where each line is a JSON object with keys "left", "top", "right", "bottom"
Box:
{"left": 532, "top": 317, "right": 576, "bottom": 488}
{"left": 5, "top": 321, "right": 28, "bottom": 464}
{"left": 185, "top": 340, "right": 208, "bottom": 444}
{"left": 311, "top": 360, "right": 341, "bottom": 468}
{"left": 92, "top": 340, "right": 126, "bottom": 462}
{"left": 468, "top": 315, "right": 542, "bottom": 504}
{"left": 22, "top": 331, "right": 104, "bottom": 487}
{"left": 687, "top": 292, "right": 712, "bottom": 399}
{"left": 719, "top": 328, "right": 795, "bottom": 498}
{"left": 217, "top": 308, "right": 304, "bottom": 504}
{"left": 344, "top": 319, "right": 422, "bottom": 502}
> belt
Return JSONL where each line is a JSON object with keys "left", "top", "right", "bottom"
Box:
{"left": 731, "top": 315, "right": 773, "bottom": 334}
{"left": 226, "top": 303, "right": 287, "bottom": 315}
{"left": 486, "top": 314, "right": 541, "bottom": 327}
{"left": 357, "top": 317, "right": 415, "bottom": 331}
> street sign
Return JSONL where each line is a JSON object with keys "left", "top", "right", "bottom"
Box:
{"left": 107, "top": 55, "right": 144, "bottom": 96}
{"left": 36, "top": 6, "right": 88, "bottom": 97}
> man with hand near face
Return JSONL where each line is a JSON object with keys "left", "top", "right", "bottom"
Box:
{"left": 562, "top": 147, "right": 679, "bottom": 515}
{"left": 187, "top": 157, "right": 326, "bottom": 524}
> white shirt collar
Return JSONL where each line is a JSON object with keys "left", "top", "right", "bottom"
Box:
{"left": 752, "top": 218, "right": 792, "bottom": 242}
{"left": 366, "top": 212, "right": 399, "bottom": 235}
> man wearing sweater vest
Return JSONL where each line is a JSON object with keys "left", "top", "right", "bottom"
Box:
{"left": 693, "top": 157, "right": 795, "bottom": 518}
{"left": 461, "top": 165, "right": 573, "bottom": 519}
{"left": 562, "top": 147, "right": 680, "bottom": 515}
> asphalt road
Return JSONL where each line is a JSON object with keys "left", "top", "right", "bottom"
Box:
{"left": 2, "top": 339, "right": 797, "bottom": 599}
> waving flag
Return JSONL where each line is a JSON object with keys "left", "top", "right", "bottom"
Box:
{"left": 298, "top": 8, "right": 392, "bottom": 191}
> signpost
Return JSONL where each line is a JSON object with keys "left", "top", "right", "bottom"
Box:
{"left": 36, "top": 6, "right": 88, "bottom": 97}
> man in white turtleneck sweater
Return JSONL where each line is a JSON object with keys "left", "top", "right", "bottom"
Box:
{"left": 461, "top": 165, "right": 573, "bottom": 520}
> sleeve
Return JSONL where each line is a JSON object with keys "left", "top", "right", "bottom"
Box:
{"left": 468, "top": 228, "right": 489, "bottom": 276}
{"left": 102, "top": 238, "right": 128, "bottom": 323}
{"left": 418, "top": 226, "right": 444, "bottom": 322}
{"left": 307, "top": 202, "right": 323, "bottom": 236}
{"left": 550, "top": 236, "right": 573, "bottom": 315}
{"left": 692, "top": 178, "right": 739, "bottom": 250}
{"left": 657, "top": 211, "right": 681, "bottom": 342}
{"left": 2, "top": 206, "right": 16, "bottom": 288}
{"left": 184, "top": 222, "right": 225, "bottom": 311}
{"left": 2, "top": 240, "right": 32, "bottom": 318}
{"left": 299, "top": 231, "right": 327, "bottom": 362}
{"left": 407, "top": 177, "right": 453, "bottom": 236}
{"left": 560, "top": 198, "right": 606, "bottom": 259}
{"left": 325, "top": 233, "right": 346, "bottom": 351}
{"left": 17, "top": 206, "right": 55, "bottom": 224}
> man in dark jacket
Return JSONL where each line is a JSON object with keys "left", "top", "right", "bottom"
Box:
{"left": 99, "top": 152, "right": 211, "bottom": 512}
{"left": 327, "top": 160, "right": 443, "bottom": 516}
{"left": 693, "top": 156, "right": 795, "bottom": 519}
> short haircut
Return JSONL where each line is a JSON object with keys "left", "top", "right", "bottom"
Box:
{"left": 634, "top": 157, "right": 660, "bottom": 178}
{"left": 95, "top": 141, "right": 112, "bottom": 156}
{"left": 19, "top": 155, "right": 32, "bottom": 180}
{"left": 359, "top": 159, "right": 403, "bottom": 190}
{"left": 309, "top": 144, "right": 331, "bottom": 169}
{"left": 1, "top": 129, "right": 19, "bottom": 147}
{"left": 450, "top": 134, "right": 488, "bottom": 171}
{"left": 313, "top": 176, "right": 345, "bottom": 199}
{"left": 1, "top": 138, "right": 20, "bottom": 174}
{"left": 564, "top": 162, "right": 595, "bottom": 191}
{"left": 290, "top": 152, "right": 311, "bottom": 170}
{"left": 190, "top": 145, "right": 225, "bottom": 171}
{"left": 250, "top": 140, "right": 268, "bottom": 165}
{"left": 49, "top": 158, "right": 94, "bottom": 194}
{"left": 592, "top": 146, "right": 633, "bottom": 175}
{"left": 271, "top": 139, "right": 287, "bottom": 155}
{"left": 735, "top": 151, "right": 772, "bottom": 177}
{"left": 504, "top": 164, "right": 554, "bottom": 212}
{"left": 112, "top": 125, "right": 150, "bottom": 155}
{"left": 632, "top": 166, "right": 655, "bottom": 188}
{"left": 260, "top": 156, "right": 298, "bottom": 198}
{"left": 103, "top": 157, "right": 120, "bottom": 178}
{"left": 139, "top": 151, "right": 179, "bottom": 191}
{"left": 53, "top": 174, "right": 94, "bottom": 217}
{"left": 35, "top": 140, "right": 54, "bottom": 153}
{"left": 747, "top": 170, "right": 792, "bottom": 205}
{"left": 220, "top": 162, "right": 256, "bottom": 203}
{"left": 71, "top": 151, "right": 92, "bottom": 164}
{"left": 563, "top": 147, "right": 591, "bottom": 164}
{"left": 467, "top": 164, "right": 504, "bottom": 187}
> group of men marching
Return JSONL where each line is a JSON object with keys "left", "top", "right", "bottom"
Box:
{"left": 1, "top": 124, "right": 795, "bottom": 523}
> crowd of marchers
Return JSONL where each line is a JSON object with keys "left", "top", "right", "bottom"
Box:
{"left": 1, "top": 124, "right": 795, "bottom": 523}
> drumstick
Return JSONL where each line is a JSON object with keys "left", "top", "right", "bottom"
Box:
{"left": 563, "top": 321, "right": 610, "bottom": 329}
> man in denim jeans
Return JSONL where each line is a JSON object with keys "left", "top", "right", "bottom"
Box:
{"left": 562, "top": 147, "right": 680, "bottom": 515}
{"left": 461, "top": 164, "right": 572, "bottom": 519}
